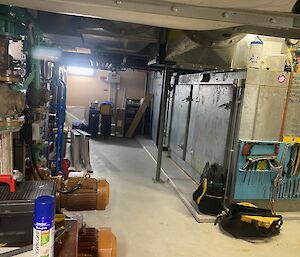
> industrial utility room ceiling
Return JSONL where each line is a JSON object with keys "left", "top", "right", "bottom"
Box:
{"left": 3, "top": 0, "right": 300, "bottom": 70}
{"left": 1, "top": 0, "right": 299, "bottom": 30}
{"left": 35, "top": 12, "right": 162, "bottom": 70}
{"left": 1, "top": 1, "right": 300, "bottom": 257}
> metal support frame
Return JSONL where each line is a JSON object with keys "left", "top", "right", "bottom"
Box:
{"left": 154, "top": 67, "right": 171, "bottom": 182}
{"left": 223, "top": 79, "right": 245, "bottom": 206}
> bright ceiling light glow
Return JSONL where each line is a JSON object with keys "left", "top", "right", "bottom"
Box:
{"left": 31, "top": 46, "right": 62, "bottom": 61}
{"left": 67, "top": 66, "right": 94, "bottom": 76}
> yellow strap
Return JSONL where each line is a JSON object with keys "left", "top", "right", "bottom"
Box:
{"left": 236, "top": 202, "right": 257, "bottom": 208}
{"left": 205, "top": 194, "right": 223, "bottom": 199}
{"left": 241, "top": 215, "right": 281, "bottom": 229}
{"left": 196, "top": 178, "right": 207, "bottom": 205}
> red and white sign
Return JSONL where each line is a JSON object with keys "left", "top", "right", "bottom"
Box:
{"left": 278, "top": 74, "right": 286, "bottom": 83}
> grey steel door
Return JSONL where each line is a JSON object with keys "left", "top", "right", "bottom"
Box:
{"left": 169, "top": 84, "right": 191, "bottom": 159}
{"left": 186, "top": 84, "right": 234, "bottom": 179}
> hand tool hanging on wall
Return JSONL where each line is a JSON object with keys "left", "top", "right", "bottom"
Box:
{"left": 293, "top": 145, "right": 300, "bottom": 176}
{"left": 287, "top": 143, "right": 300, "bottom": 177}
{"left": 273, "top": 144, "right": 289, "bottom": 202}
{"left": 241, "top": 156, "right": 282, "bottom": 172}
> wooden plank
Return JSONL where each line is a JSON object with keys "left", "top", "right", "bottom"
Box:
{"left": 125, "top": 94, "right": 153, "bottom": 138}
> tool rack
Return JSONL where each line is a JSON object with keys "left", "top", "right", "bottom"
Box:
{"left": 234, "top": 140, "right": 300, "bottom": 200}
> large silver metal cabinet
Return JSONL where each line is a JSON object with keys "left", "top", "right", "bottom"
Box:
{"left": 169, "top": 71, "right": 246, "bottom": 181}
{"left": 239, "top": 68, "right": 289, "bottom": 141}
{"left": 285, "top": 74, "right": 300, "bottom": 137}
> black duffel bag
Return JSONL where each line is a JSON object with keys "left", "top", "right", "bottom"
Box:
{"left": 216, "top": 202, "right": 283, "bottom": 238}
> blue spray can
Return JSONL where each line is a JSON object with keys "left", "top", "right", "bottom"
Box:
{"left": 33, "top": 195, "right": 55, "bottom": 257}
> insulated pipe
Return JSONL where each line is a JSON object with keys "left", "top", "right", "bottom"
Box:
{"left": 155, "top": 68, "right": 171, "bottom": 182}
{"left": 0, "top": 132, "right": 13, "bottom": 175}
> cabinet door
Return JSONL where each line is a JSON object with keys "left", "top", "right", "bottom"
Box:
{"left": 186, "top": 84, "right": 234, "bottom": 179}
{"left": 169, "top": 84, "right": 191, "bottom": 159}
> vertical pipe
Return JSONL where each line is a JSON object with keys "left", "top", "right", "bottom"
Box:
{"left": 223, "top": 79, "right": 245, "bottom": 206}
{"left": 163, "top": 76, "right": 173, "bottom": 148}
{"left": 112, "top": 83, "right": 119, "bottom": 136}
{"left": 155, "top": 68, "right": 170, "bottom": 182}
{"left": 279, "top": 53, "right": 294, "bottom": 140}
{"left": 0, "top": 132, "right": 13, "bottom": 175}
{"left": 56, "top": 79, "right": 62, "bottom": 174}
{"left": 223, "top": 85, "right": 236, "bottom": 171}
{"left": 33, "top": 59, "right": 41, "bottom": 89}
{"left": 167, "top": 74, "right": 178, "bottom": 150}
{"left": 182, "top": 84, "right": 193, "bottom": 161}
{"left": 155, "top": 72, "right": 164, "bottom": 146}
{"left": 141, "top": 72, "right": 149, "bottom": 136}
{"left": 0, "top": 37, "right": 9, "bottom": 75}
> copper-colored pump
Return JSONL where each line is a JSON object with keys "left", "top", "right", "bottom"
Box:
{"left": 56, "top": 177, "right": 110, "bottom": 211}
{"left": 98, "top": 228, "right": 117, "bottom": 257}
{"left": 77, "top": 227, "right": 116, "bottom": 257}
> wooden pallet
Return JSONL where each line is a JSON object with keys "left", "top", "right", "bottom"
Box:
{"left": 125, "top": 94, "right": 153, "bottom": 138}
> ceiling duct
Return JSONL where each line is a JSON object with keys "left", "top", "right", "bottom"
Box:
{"left": 166, "top": 28, "right": 246, "bottom": 69}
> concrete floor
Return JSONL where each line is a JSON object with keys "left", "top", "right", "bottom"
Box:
{"left": 3, "top": 137, "right": 300, "bottom": 256}
{"left": 82, "top": 138, "right": 300, "bottom": 257}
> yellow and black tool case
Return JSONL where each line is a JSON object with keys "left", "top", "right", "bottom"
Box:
{"left": 216, "top": 202, "right": 283, "bottom": 238}
{"left": 192, "top": 162, "right": 226, "bottom": 215}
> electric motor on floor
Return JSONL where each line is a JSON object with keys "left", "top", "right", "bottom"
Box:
{"left": 78, "top": 227, "right": 116, "bottom": 257}
{"left": 56, "top": 177, "right": 110, "bottom": 211}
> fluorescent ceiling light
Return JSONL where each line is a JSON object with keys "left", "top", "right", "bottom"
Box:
{"left": 31, "top": 46, "right": 62, "bottom": 61}
{"left": 67, "top": 66, "right": 94, "bottom": 76}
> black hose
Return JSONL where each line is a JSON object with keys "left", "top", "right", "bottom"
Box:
{"left": 27, "top": 144, "right": 43, "bottom": 180}
{"left": 57, "top": 182, "right": 82, "bottom": 194}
